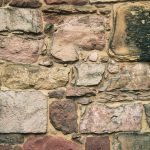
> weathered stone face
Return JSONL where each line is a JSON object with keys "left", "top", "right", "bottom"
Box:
{"left": 0, "top": 134, "right": 24, "bottom": 144}
{"left": 49, "top": 101, "right": 78, "bottom": 134}
{"left": 110, "top": 3, "right": 150, "bottom": 61}
{"left": 23, "top": 136, "right": 82, "bottom": 150}
{"left": 51, "top": 15, "right": 108, "bottom": 62}
{"left": 45, "top": 0, "right": 87, "bottom": 5}
{"left": 113, "top": 133, "right": 150, "bottom": 150}
{"left": 0, "top": 36, "right": 43, "bottom": 64}
{"left": 2, "top": 64, "right": 69, "bottom": 90}
{"left": 10, "top": 0, "right": 42, "bottom": 8}
{"left": 0, "top": 90, "right": 47, "bottom": 133}
{"left": 75, "top": 63, "right": 106, "bottom": 86}
{"left": 144, "top": 104, "right": 150, "bottom": 127}
{"left": 0, "top": 8, "right": 42, "bottom": 33}
{"left": 80, "top": 103, "right": 143, "bottom": 133}
{"left": 103, "top": 63, "right": 150, "bottom": 91}
{"left": 85, "top": 136, "right": 110, "bottom": 150}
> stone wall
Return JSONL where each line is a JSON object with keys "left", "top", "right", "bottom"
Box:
{"left": 0, "top": 0, "right": 150, "bottom": 150}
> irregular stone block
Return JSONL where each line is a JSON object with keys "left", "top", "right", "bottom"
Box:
{"left": 110, "top": 2, "right": 150, "bottom": 61}
{"left": 103, "top": 63, "right": 150, "bottom": 91}
{"left": 66, "top": 87, "right": 96, "bottom": 97}
{"left": 23, "top": 136, "right": 82, "bottom": 150}
{"left": 144, "top": 104, "right": 150, "bottom": 127}
{"left": 0, "top": 36, "right": 43, "bottom": 64}
{"left": 51, "top": 15, "right": 108, "bottom": 62}
{"left": 80, "top": 103, "right": 143, "bottom": 133}
{"left": 49, "top": 101, "right": 77, "bottom": 134}
{"left": 10, "top": 0, "right": 42, "bottom": 8}
{"left": 113, "top": 133, "right": 150, "bottom": 150}
{"left": 0, "top": 90, "right": 47, "bottom": 133}
{"left": 85, "top": 136, "right": 110, "bottom": 150}
{"left": 2, "top": 64, "right": 69, "bottom": 90}
{"left": 45, "top": 0, "right": 87, "bottom": 5}
{"left": 0, "top": 134, "right": 24, "bottom": 144}
{"left": 0, "top": 8, "right": 42, "bottom": 33}
{"left": 75, "top": 63, "right": 105, "bottom": 86}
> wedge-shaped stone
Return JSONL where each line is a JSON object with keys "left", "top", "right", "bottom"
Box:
{"left": 110, "top": 2, "right": 150, "bottom": 61}
{"left": 113, "top": 133, "right": 150, "bottom": 150}
{"left": 51, "top": 15, "right": 108, "bottom": 62}
{"left": 0, "top": 36, "right": 43, "bottom": 64}
{"left": 0, "top": 90, "right": 47, "bottom": 133}
{"left": 75, "top": 63, "right": 105, "bottom": 86}
{"left": 2, "top": 64, "right": 69, "bottom": 90}
{"left": 80, "top": 103, "right": 143, "bottom": 133}
{"left": 0, "top": 8, "right": 42, "bottom": 33}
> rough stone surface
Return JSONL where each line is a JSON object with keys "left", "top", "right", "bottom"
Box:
{"left": 66, "top": 86, "right": 96, "bottom": 97}
{"left": 76, "top": 63, "right": 105, "bottom": 86}
{"left": 49, "top": 101, "right": 78, "bottom": 134}
{"left": 0, "top": 36, "right": 43, "bottom": 64}
{"left": 103, "top": 63, "right": 150, "bottom": 91}
{"left": 80, "top": 103, "right": 143, "bottom": 133}
{"left": 51, "top": 15, "right": 108, "bottom": 62}
{"left": 10, "top": 0, "right": 42, "bottom": 8}
{"left": 0, "top": 8, "right": 42, "bottom": 33}
{"left": 45, "top": 0, "right": 87, "bottom": 5}
{"left": 113, "top": 133, "right": 150, "bottom": 150}
{"left": 144, "top": 104, "right": 150, "bottom": 127}
{"left": 110, "top": 3, "right": 150, "bottom": 61}
{"left": 77, "top": 97, "right": 92, "bottom": 105}
{"left": 2, "top": 64, "right": 69, "bottom": 90}
{"left": 0, "top": 90, "right": 47, "bottom": 133}
{"left": 48, "top": 88, "right": 65, "bottom": 99}
{"left": 85, "top": 136, "right": 110, "bottom": 150}
{"left": 23, "top": 136, "right": 81, "bottom": 150}
{"left": 0, "top": 134, "right": 24, "bottom": 144}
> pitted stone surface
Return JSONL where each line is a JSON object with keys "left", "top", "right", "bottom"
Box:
{"left": 0, "top": 8, "right": 42, "bottom": 33}
{"left": 0, "top": 90, "right": 47, "bottom": 133}
{"left": 23, "top": 136, "right": 82, "bottom": 150}
{"left": 51, "top": 15, "right": 108, "bottom": 62}
{"left": 0, "top": 36, "right": 43, "bottom": 64}
{"left": 110, "top": 3, "right": 150, "bottom": 61}
{"left": 2, "top": 64, "right": 69, "bottom": 90}
{"left": 113, "top": 133, "right": 150, "bottom": 150}
{"left": 80, "top": 103, "right": 143, "bottom": 133}
{"left": 76, "top": 63, "right": 105, "bottom": 86}
{"left": 49, "top": 101, "right": 78, "bottom": 134}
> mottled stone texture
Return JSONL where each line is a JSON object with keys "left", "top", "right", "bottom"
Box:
{"left": 23, "top": 136, "right": 81, "bottom": 150}
{"left": 0, "top": 36, "right": 43, "bottom": 64}
{"left": 85, "top": 136, "right": 110, "bottom": 150}
{"left": 0, "top": 90, "right": 47, "bottom": 133}
{"left": 1, "top": 64, "right": 69, "bottom": 90}
{"left": 80, "top": 103, "right": 143, "bottom": 133}
{"left": 51, "top": 15, "right": 108, "bottom": 62}
{"left": 113, "top": 133, "right": 150, "bottom": 150}
{"left": 0, "top": 8, "right": 42, "bottom": 33}
{"left": 49, "top": 101, "right": 78, "bottom": 134}
{"left": 110, "top": 3, "right": 150, "bottom": 61}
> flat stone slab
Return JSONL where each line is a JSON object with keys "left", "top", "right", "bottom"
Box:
{"left": 0, "top": 8, "right": 42, "bottom": 33}
{"left": 0, "top": 90, "right": 47, "bottom": 133}
{"left": 110, "top": 2, "right": 150, "bottom": 61}
{"left": 80, "top": 103, "right": 143, "bottom": 133}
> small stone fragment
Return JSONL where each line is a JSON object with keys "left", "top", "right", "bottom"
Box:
{"left": 48, "top": 88, "right": 65, "bottom": 99}
{"left": 10, "top": 0, "right": 42, "bottom": 8}
{"left": 89, "top": 52, "right": 98, "bottom": 62}
{"left": 80, "top": 103, "right": 143, "bottom": 133}
{"left": 85, "top": 136, "right": 110, "bottom": 150}
{"left": 0, "top": 134, "right": 24, "bottom": 144}
{"left": 107, "top": 60, "right": 119, "bottom": 74}
{"left": 23, "top": 136, "right": 81, "bottom": 150}
{"left": 77, "top": 97, "right": 92, "bottom": 105}
{"left": 49, "top": 101, "right": 78, "bottom": 134}
{"left": 66, "top": 86, "right": 96, "bottom": 97}
{"left": 76, "top": 63, "right": 105, "bottom": 86}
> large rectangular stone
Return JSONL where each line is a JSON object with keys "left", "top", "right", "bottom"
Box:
{"left": 0, "top": 90, "right": 47, "bottom": 133}
{"left": 0, "top": 8, "right": 43, "bottom": 33}
{"left": 80, "top": 103, "right": 143, "bottom": 133}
